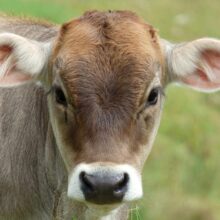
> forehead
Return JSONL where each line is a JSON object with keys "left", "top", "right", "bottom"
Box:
{"left": 54, "top": 11, "right": 163, "bottom": 106}
{"left": 56, "top": 11, "right": 161, "bottom": 60}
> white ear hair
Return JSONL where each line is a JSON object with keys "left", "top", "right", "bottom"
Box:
{"left": 162, "top": 38, "right": 220, "bottom": 92}
{"left": 0, "top": 33, "right": 52, "bottom": 83}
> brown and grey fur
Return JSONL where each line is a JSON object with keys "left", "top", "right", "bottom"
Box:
{"left": 0, "top": 11, "right": 165, "bottom": 220}
{"left": 0, "top": 12, "right": 164, "bottom": 220}
{"left": 1, "top": 9, "right": 220, "bottom": 220}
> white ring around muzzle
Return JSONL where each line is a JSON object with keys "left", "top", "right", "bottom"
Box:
{"left": 67, "top": 163, "right": 143, "bottom": 204}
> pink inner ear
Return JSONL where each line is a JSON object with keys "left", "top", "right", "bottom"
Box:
{"left": 182, "top": 70, "right": 220, "bottom": 90}
{"left": 0, "top": 45, "right": 12, "bottom": 62}
{"left": 202, "top": 50, "right": 220, "bottom": 82}
{"left": 0, "top": 45, "right": 32, "bottom": 86}
{"left": 0, "top": 70, "right": 32, "bottom": 85}
{"left": 182, "top": 50, "right": 220, "bottom": 91}
{"left": 203, "top": 50, "right": 220, "bottom": 71}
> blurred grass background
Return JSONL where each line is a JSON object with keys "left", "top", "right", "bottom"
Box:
{"left": 1, "top": 0, "right": 220, "bottom": 219}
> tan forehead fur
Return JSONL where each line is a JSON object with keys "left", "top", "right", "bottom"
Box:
{"left": 53, "top": 10, "right": 162, "bottom": 63}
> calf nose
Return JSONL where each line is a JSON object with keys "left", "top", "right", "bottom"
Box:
{"left": 79, "top": 171, "right": 129, "bottom": 204}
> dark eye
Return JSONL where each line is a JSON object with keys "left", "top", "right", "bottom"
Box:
{"left": 54, "top": 86, "right": 67, "bottom": 106}
{"left": 147, "top": 88, "right": 159, "bottom": 106}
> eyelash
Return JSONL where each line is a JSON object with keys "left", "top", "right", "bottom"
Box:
{"left": 54, "top": 86, "right": 67, "bottom": 106}
{"left": 144, "top": 87, "right": 161, "bottom": 107}
{"left": 47, "top": 86, "right": 68, "bottom": 122}
{"left": 46, "top": 85, "right": 164, "bottom": 121}
{"left": 147, "top": 88, "right": 159, "bottom": 105}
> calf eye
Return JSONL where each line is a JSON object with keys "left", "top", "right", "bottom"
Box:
{"left": 54, "top": 86, "right": 67, "bottom": 106}
{"left": 147, "top": 88, "right": 159, "bottom": 105}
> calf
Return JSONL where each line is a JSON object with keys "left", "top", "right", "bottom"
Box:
{"left": 0, "top": 11, "right": 220, "bottom": 220}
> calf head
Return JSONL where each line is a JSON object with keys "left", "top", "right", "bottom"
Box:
{"left": 1, "top": 10, "right": 220, "bottom": 212}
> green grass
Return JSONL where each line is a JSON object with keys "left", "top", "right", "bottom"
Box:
{"left": 1, "top": 0, "right": 220, "bottom": 219}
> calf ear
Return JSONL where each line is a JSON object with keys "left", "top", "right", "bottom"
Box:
{"left": 0, "top": 33, "right": 52, "bottom": 87}
{"left": 163, "top": 38, "right": 220, "bottom": 92}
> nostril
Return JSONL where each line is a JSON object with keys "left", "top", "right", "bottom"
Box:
{"left": 114, "top": 173, "right": 129, "bottom": 195}
{"left": 79, "top": 171, "right": 129, "bottom": 204}
{"left": 80, "top": 171, "right": 94, "bottom": 192}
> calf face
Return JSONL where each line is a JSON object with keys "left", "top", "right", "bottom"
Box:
{"left": 0, "top": 10, "right": 220, "bottom": 211}
{"left": 49, "top": 11, "right": 165, "bottom": 204}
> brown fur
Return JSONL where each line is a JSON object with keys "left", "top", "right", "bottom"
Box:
{"left": 49, "top": 11, "right": 164, "bottom": 168}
